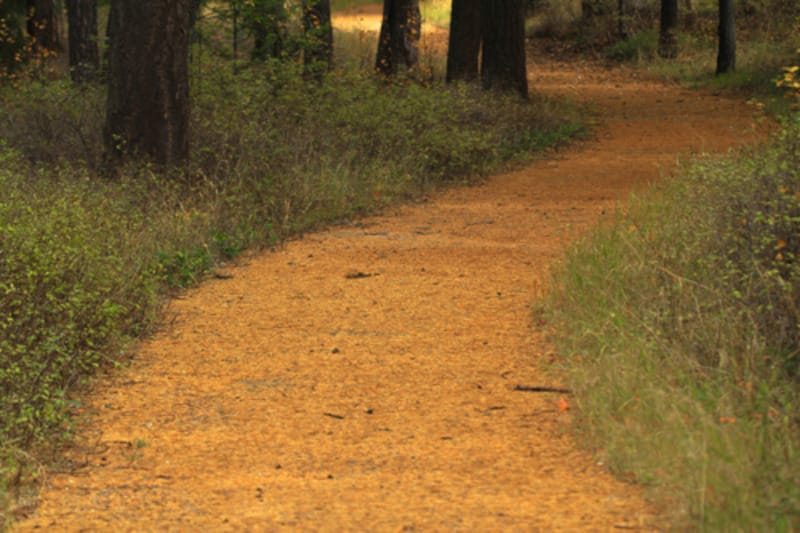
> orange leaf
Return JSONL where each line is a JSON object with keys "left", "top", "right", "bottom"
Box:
{"left": 557, "top": 397, "right": 569, "bottom": 413}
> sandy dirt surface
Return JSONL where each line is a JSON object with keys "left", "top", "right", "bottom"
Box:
{"left": 12, "top": 13, "right": 766, "bottom": 533}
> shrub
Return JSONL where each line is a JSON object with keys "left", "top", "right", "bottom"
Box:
{"left": 546, "top": 116, "right": 800, "bottom": 530}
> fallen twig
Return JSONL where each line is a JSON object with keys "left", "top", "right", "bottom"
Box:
{"left": 514, "top": 385, "right": 572, "bottom": 394}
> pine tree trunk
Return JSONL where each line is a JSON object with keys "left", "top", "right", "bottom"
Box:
{"left": 716, "top": 0, "right": 735, "bottom": 74}
{"left": 104, "top": 0, "right": 191, "bottom": 166}
{"left": 375, "top": 0, "right": 420, "bottom": 76}
{"left": 658, "top": 0, "right": 678, "bottom": 58}
{"left": 446, "top": 0, "right": 481, "bottom": 83}
{"left": 66, "top": 0, "right": 98, "bottom": 83}
{"left": 302, "top": 0, "right": 333, "bottom": 77}
{"left": 618, "top": 0, "right": 628, "bottom": 39}
{"left": 480, "top": 0, "right": 527, "bottom": 98}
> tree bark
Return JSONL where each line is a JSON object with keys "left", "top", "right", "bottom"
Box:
{"left": 658, "top": 0, "right": 678, "bottom": 59}
{"left": 26, "top": 0, "right": 61, "bottom": 52}
{"left": 104, "top": 0, "right": 191, "bottom": 166}
{"left": 716, "top": 0, "right": 735, "bottom": 74}
{"left": 302, "top": 0, "right": 333, "bottom": 77}
{"left": 480, "top": 0, "right": 527, "bottom": 98}
{"left": 618, "top": 0, "right": 628, "bottom": 40}
{"left": 375, "top": 0, "right": 420, "bottom": 76}
{"left": 446, "top": 0, "right": 481, "bottom": 83}
{"left": 66, "top": 0, "right": 98, "bottom": 83}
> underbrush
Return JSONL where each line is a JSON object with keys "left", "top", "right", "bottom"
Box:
{"left": 596, "top": 12, "right": 799, "bottom": 115}
{"left": 646, "top": 34, "right": 798, "bottom": 114}
{"left": 545, "top": 115, "right": 800, "bottom": 530}
{"left": 0, "top": 52, "right": 583, "bottom": 523}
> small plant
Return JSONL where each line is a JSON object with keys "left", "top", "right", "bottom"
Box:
{"left": 777, "top": 50, "right": 800, "bottom": 107}
{"left": 604, "top": 31, "right": 657, "bottom": 63}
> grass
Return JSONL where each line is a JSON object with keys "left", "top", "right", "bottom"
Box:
{"left": 420, "top": 0, "right": 450, "bottom": 29}
{"left": 591, "top": 6, "right": 799, "bottom": 115}
{"left": 0, "top": 24, "right": 584, "bottom": 527}
{"left": 544, "top": 111, "right": 800, "bottom": 530}
{"left": 645, "top": 33, "right": 799, "bottom": 115}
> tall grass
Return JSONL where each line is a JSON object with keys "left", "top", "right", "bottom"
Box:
{"left": 0, "top": 41, "right": 583, "bottom": 525}
{"left": 545, "top": 115, "right": 800, "bottom": 530}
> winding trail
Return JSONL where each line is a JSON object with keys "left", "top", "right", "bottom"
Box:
{"left": 14, "top": 29, "right": 765, "bottom": 533}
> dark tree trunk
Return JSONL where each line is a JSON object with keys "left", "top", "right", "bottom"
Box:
{"left": 104, "top": 0, "right": 191, "bottom": 166}
{"left": 26, "top": 0, "right": 61, "bottom": 52}
{"left": 716, "top": 0, "right": 735, "bottom": 74}
{"left": 302, "top": 0, "right": 333, "bottom": 77}
{"left": 618, "top": 0, "right": 628, "bottom": 39}
{"left": 66, "top": 0, "right": 98, "bottom": 83}
{"left": 658, "top": 0, "right": 678, "bottom": 58}
{"left": 480, "top": 0, "right": 527, "bottom": 98}
{"left": 375, "top": 0, "right": 420, "bottom": 76}
{"left": 446, "top": 0, "right": 481, "bottom": 83}
{"left": 251, "top": 0, "right": 285, "bottom": 61}
{"left": 189, "top": 0, "right": 202, "bottom": 29}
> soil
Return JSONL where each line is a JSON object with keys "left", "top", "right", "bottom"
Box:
{"left": 13, "top": 11, "right": 766, "bottom": 533}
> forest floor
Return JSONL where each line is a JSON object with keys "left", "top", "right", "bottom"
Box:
{"left": 11, "top": 10, "right": 766, "bottom": 532}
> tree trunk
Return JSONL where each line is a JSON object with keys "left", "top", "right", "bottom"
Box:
{"left": 66, "top": 0, "right": 98, "bottom": 83}
{"left": 446, "top": 0, "right": 481, "bottom": 83}
{"left": 375, "top": 0, "right": 420, "bottom": 76}
{"left": 26, "top": 0, "right": 61, "bottom": 52}
{"left": 302, "top": 0, "right": 333, "bottom": 77}
{"left": 104, "top": 0, "right": 191, "bottom": 166}
{"left": 716, "top": 0, "right": 735, "bottom": 74}
{"left": 658, "top": 0, "right": 678, "bottom": 58}
{"left": 480, "top": 0, "right": 527, "bottom": 98}
{"left": 618, "top": 0, "right": 627, "bottom": 40}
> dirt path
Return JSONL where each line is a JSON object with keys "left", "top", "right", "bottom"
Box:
{"left": 14, "top": 25, "right": 765, "bottom": 533}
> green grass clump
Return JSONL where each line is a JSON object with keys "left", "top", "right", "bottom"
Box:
{"left": 604, "top": 30, "right": 658, "bottom": 63}
{"left": 0, "top": 48, "right": 583, "bottom": 522}
{"left": 545, "top": 115, "right": 800, "bottom": 529}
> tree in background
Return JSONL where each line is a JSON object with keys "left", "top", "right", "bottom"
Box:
{"left": 26, "top": 0, "right": 61, "bottom": 52}
{"left": 446, "top": 0, "right": 480, "bottom": 83}
{"left": 480, "top": 0, "right": 527, "bottom": 98}
{"left": 682, "top": 0, "right": 696, "bottom": 30}
{"left": 375, "top": 0, "right": 420, "bottom": 76}
{"left": 66, "top": 0, "right": 98, "bottom": 83}
{"left": 617, "top": 0, "right": 628, "bottom": 40}
{"left": 302, "top": 0, "right": 333, "bottom": 77}
{"left": 658, "top": 0, "right": 678, "bottom": 58}
{"left": 104, "top": 0, "right": 191, "bottom": 166}
{"left": 249, "top": 0, "right": 286, "bottom": 60}
{"left": 0, "top": 0, "right": 26, "bottom": 76}
{"left": 716, "top": 0, "right": 735, "bottom": 74}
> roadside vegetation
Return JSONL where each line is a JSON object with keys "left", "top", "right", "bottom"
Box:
{"left": 540, "top": 1, "right": 800, "bottom": 529}
{"left": 0, "top": 3, "right": 583, "bottom": 524}
{"left": 529, "top": 0, "right": 797, "bottom": 114}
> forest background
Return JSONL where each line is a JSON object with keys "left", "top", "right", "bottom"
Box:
{"left": 0, "top": 0, "right": 799, "bottom": 530}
